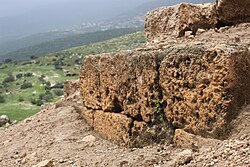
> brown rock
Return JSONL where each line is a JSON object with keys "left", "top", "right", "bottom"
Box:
{"left": 32, "top": 159, "right": 53, "bottom": 167}
{"left": 160, "top": 44, "right": 250, "bottom": 138}
{"left": 93, "top": 110, "right": 133, "bottom": 146}
{"left": 79, "top": 44, "right": 250, "bottom": 146}
{"left": 176, "top": 149, "right": 193, "bottom": 165}
{"left": 80, "top": 50, "right": 165, "bottom": 123}
{"left": 80, "top": 50, "right": 174, "bottom": 147}
{"left": 145, "top": 2, "right": 218, "bottom": 41}
{"left": 216, "top": 0, "right": 250, "bottom": 25}
{"left": 174, "top": 129, "right": 220, "bottom": 149}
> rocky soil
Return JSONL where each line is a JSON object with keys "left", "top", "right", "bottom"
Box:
{"left": 0, "top": 97, "right": 249, "bottom": 167}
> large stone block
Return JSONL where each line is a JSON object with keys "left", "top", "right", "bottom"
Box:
{"left": 145, "top": 3, "right": 218, "bottom": 41}
{"left": 80, "top": 50, "right": 174, "bottom": 147}
{"left": 79, "top": 44, "right": 250, "bottom": 146}
{"left": 80, "top": 50, "right": 165, "bottom": 123}
{"left": 160, "top": 44, "right": 250, "bottom": 138}
{"left": 216, "top": 0, "right": 250, "bottom": 25}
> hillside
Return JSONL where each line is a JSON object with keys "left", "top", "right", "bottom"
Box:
{"left": 0, "top": 31, "right": 79, "bottom": 56}
{"left": 0, "top": 28, "right": 141, "bottom": 62}
{"left": 0, "top": 31, "right": 146, "bottom": 122}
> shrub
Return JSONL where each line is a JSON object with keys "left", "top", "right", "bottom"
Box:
{"left": 16, "top": 74, "right": 23, "bottom": 79}
{"left": 20, "top": 82, "right": 33, "bottom": 89}
{"left": 31, "top": 99, "right": 44, "bottom": 106}
{"left": 51, "top": 82, "right": 64, "bottom": 89}
{"left": 3, "top": 75, "right": 15, "bottom": 83}
{"left": 42, "top": 94, "right": 53, "bottom": 102}
{"left": 54, "top": 65, "right": 63, "bottom": 70}
{"left": 0, "top": 95, "right": 5, "bottom": 103}
{"left": 39, "top": 91, "right": 53, "bottom": 102}
{"left": 24, "top": 72, "right": 33, "bottom": 77}
{"left": 53, "top": 89, "right": 64, "bottom": 96}
{"left": 18, "top": 97, "right": 24, "bottom": 102}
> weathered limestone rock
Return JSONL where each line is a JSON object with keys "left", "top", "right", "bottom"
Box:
{"left": 80, "top": 51, "right": 165, "bottom": 122}
{"left": 0, "top": 115, "right": 10, "bottom": 127}
{"left": 174, "top": 129, "right": 220, "bottom": 149}
{"left": 145, "top": 2, "right": 218, "bottom": 41}
{"left": 160, "top": 44, "right": 250, "bottom": 138}
{"left": 80, "top": 50, "right": 174, "bottom": 147}
{"left": 216, "top": 0, "right": 250, "bottom": 25}
{"left": 80, "top": 44, "right": 250, "bottom": 146}
{"left": 32, "top": 159, "right": 53, "bottom": 167}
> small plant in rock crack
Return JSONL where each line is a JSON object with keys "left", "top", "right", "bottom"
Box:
{"left": 153, "top": 99, "right": 165, "bottom": 122}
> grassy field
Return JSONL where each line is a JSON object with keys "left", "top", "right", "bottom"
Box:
{"left": 0, "top": 31, "right": 146, "bottom": 122}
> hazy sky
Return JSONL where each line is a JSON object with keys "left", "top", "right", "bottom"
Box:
{"left": 0, "top": 0, "right": 148, "bottom": 17}
{"left": 0, "top": 0, "right": 213, "bottom": 42}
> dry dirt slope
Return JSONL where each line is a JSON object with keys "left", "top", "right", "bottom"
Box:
{"left": 0, "top": 95, "right": 249, "bottom": 167}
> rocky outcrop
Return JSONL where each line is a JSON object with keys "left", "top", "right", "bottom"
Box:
{"left": 79, "top": 43, "right": 250, "bottom": 146}
{"left": 216, "top": 0, "right": 250, "bottom": 25}
{"left": 78, "top": 0, "right": 250, "bottom": 147}
{"left": 80, "top": 51, "right": 174, "bottom": 147}
{"left": 160, "top": 44, "right": 250, "bottom": 138}
{"left": 145, "top": 0, "right": 250, "bottom": 42}
{"left": 145, "top": 2, "right": 218, "bottom": 40}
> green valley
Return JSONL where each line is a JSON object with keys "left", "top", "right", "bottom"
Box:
{"left": 0, "top": 31, "right": 146, "bottom": 122}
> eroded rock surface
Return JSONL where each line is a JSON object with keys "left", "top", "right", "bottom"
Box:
{"left": 145, "top": 2, "right": 218, "bottom": 40}
{"left": 216, "top": 0, "right": 250, "bottom": 25}
{"left": 160, "top": 44, "right": 250, "bottom": 138}
{"left": 78, "top": 0, "right": 250, "bottom": 147}
{"left": 80, "top": 44, "right": 250, "bottom": 146}
{"left": 80, "top": 51, "right": 174, "bottom": 147}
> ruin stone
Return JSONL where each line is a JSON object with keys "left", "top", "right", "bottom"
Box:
{"left": 78, "top": 0, "right": 250, "bottom": 147}
{"left": 160, "top": 44, "right": 250, "bottom": 138}
{"left": 79, "top": 43, "right": 250, "bottom": 146}
{"left": 80, "top": 50, "right": 174, "bottom": 147}
{"left": 216, "top": 0, "right": 250, "bottom": 25}
{"left": 145, "top": 2, "right": 218, "bottom": 41}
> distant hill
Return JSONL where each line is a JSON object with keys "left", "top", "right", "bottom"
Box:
{"left": 0, "top": 28, "right": 141, "bottom": 62}
{"left": 0, "top": 31, "right": 80, "bottom": 56}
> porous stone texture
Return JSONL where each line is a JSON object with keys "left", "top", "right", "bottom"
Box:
{"left": 80, "top": 44, "right": 250, "bottom": 146}
{"left": 216, "top": 0, "right": 250, "bottom": 25}
{"left": 80, "top": 50, "right": 174, "bottom": 147}
{"left": 160, "top": 44, "right": 250, "bottom": 138}
{"left": 145, "top": 2, "right": 218, "bottom": 40}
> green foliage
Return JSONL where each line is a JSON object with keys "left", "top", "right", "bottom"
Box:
{"left": 1, "top": 28, "right": 142, "bottom": 62}
{"left": 31, "top": 98, "right": 44, "bottom": 106}
{"left": 20, "top": 82, "right": 33, "bottom": 89}
{"left": 153, "top": 99, "right": 165, "bottom": 122}
{"left": 0, "top": 95, "right": 5, "bottom": 103}
{"left": 0, "top": 30, "right": 146, "bottom": 122}
{"left": 18, "top": 97, "right": 24, "bottom": 102}
{"left": 3, "top": 74, "right": 15, "bottom": 83}
{"left": 53, "top": 89, "right": 64, "bottom": 96}
{"left": 16, "top": 73, "right": 23, "bottom": 79}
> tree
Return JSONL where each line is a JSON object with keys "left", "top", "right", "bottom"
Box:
{"left": 3, "top": 74, "right": 15, "bottom": 83}
{"left": 0, "top": 95, "right": 5, "bottom": 103}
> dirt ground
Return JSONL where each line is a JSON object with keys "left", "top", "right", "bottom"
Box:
{"left": 0, "top": 99, "right": 249, "bottom": 167}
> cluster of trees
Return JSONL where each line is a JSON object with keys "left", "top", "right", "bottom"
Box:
{"left": 2, "top": 28, "right": 140, "bottom": 62}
